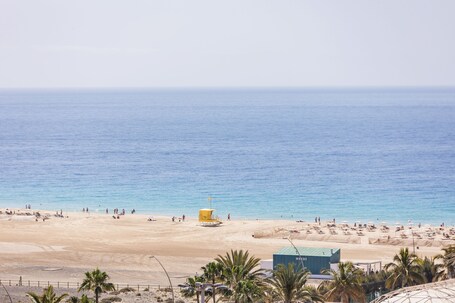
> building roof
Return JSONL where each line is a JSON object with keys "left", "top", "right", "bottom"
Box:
{"left": 372, "top": 279, "right": 455, "bottom": 303}
{"left": 274, "top": 247, "right": 340, "bottom": 257}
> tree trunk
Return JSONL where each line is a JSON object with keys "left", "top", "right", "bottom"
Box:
{"left": 196, "top": 292, "right": 200, "bottom": 303}
{"left": 341, "top": 294, "right": 349, "bottom": 303}
{"left": 95, "top": 291, "right": 99, "bottom": 303}
{"left": 212, "top": 277, "right": 216, "bottom": 303}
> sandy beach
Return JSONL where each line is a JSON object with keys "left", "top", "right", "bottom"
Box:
{"left": 0, "top": 208, "right": 453, "bottom": 289}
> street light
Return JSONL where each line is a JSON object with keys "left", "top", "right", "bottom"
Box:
{"left": 0, "top": 281, "right": 13, "bottom": 303}
{"left": 287, "top": 235, "right": 305, "bottom": 271}
{"left": 150, "top": 256, "right": 175, "bottom": 303}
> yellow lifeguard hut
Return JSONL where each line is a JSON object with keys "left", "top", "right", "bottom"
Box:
{"left": 198, "top": 208, "right": 222, "bottom": 227}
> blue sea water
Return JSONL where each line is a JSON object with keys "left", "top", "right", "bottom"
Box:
{"left": 0, "top": 88, "right": 454, "bottom": 225}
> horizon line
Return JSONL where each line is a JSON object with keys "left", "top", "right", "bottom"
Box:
{"left": 1, "top": 85, "right": 455, "bottom": 92}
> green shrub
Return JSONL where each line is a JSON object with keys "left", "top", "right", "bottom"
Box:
{"left": 100, "top": 297, "right": 122, "bottom": 303}
{"left": 119, "top": 287, "right": 135, "bottom": 293}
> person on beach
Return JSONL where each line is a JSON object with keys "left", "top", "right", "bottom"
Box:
{"left": 182, "top": 214, "right": 185, "bottom": 221}
{"left": 106, "top": 208, "right": 108, "bottom": 214}
{"left": 228, "top": 213, "right": 231, "bottom": 220}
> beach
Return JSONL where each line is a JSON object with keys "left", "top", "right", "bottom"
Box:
{"left": 1, "top": 208, "right": 452, "bottom": 289}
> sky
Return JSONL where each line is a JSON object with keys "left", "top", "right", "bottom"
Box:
{"left": 1, "top": 0, "right": 455, "bottom": 88}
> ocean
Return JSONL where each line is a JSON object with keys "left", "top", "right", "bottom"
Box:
{"left": 0, "top": 88, "right": 454, "bottom": 225}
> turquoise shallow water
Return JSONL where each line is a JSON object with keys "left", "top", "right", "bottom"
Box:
{"left": 0, "top": 88, "right": 454, "bottom": 225}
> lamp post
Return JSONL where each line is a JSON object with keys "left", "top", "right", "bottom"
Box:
{"left": 287, "top": 235, "right": 305, "bottom": 271}
{"left": 150, "top": 256, "right": 175, "bottom": 303}
{"left": 0, "top": 281, "right": 13, "bottom": 303}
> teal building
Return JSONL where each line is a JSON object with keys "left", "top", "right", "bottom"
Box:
{"left": 273, "top": 247, "right": 341, "bottom": 274}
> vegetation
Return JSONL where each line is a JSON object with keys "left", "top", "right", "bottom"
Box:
{"left": 180, "top": 275, "right": 204, "bottom": 303}
{"left": 80, "top": 294, "right": 92, "bottom": 303}
{"left": 27, "top": 285, "right": 68, "bottom": 303}
{"left": 99, "top": 297, "right": 122, "bottom": 303}
{"left": 418, "top": 256, "right": 445, "bottom": 282}
{"left": 266, "top": 263, "right": 323, "bottom": 303}
{"left": 68, "top": 296, "right": 79, "bottom": 303}
{"left": 319, "top": 262, "right": 366, "bottom": 303}
{"left": 174, "top": 245, "right": 455, "bottom": 303}
{"left": 201, "top": 262, "right": 224, "bottom": 303}
{"left": 384, "top": 248, "right": 425, "bottom": 289}
{"left": 440, "top": 245, "right": 455, "bottom": 278}
{"left": 215, "top": 250, "right": 265, "bottom": 303}
{"left": 68, "top": 294, "right": 92, "bottom": 303}
{"left": 78, "top": 268, "right": 115, "bottom": 303}
{"left": 24, "top": 244, "right": 455, "bottom": 303}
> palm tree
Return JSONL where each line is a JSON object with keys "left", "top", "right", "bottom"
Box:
{"left": 78, "top": 268, "right": 115, "bottom": 303}
{"left": 26, "top": 285, "right": 68, "bottom": 303}
{"left": 384, "top": 248, "right": 424, "bottom": 290}
{"left": 180, "top": 275, "right": 204, "bottom": 303}
{"left": 215, "top": 250, "right": 265, "bottom": 303}
{"left": 69, "top": 296, "right": 79, "bottom": 303}
{"left": 80, "top": 294, "right": 92, "bottom": 303}
{"left": 201, "top": 262, "right": 224, "bottom": 303}
{"left": 267, "top": 263, "right": 322, "bottom": 303}
{"left": 261, "top": 284, "right": 277, "bottom": 303}
{"left": 319, "top": 261, "right": 366, "bottom": 303}
{"left": 231, "top": 279, "right": 263, "bottom": 303}
{"left": 303, "top": 285, "right": 325, "bottom": 303}
{"left": 440, "top": 245, "right": 455, "bottom": 278}
{"left": 418, "top": 256, "right": 446, "bottom": 282}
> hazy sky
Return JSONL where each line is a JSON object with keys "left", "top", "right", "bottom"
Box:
{"left": 1, "top": 0, "right": 454, "bottom": 88}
